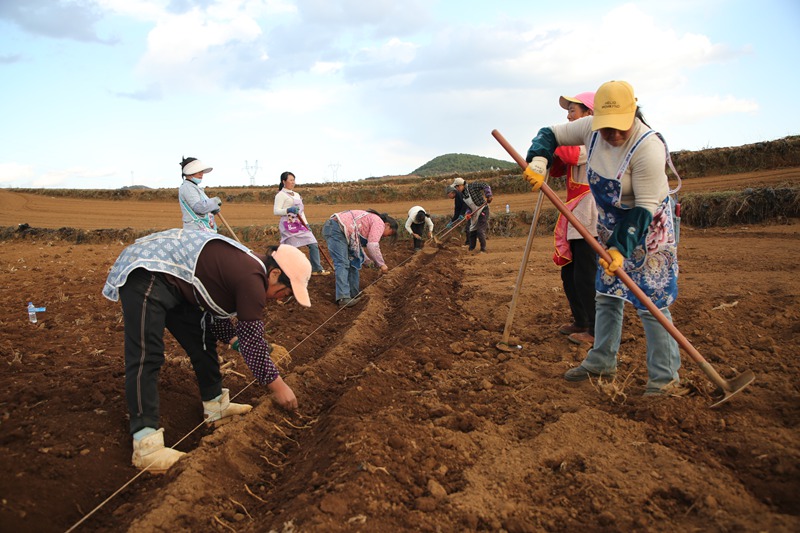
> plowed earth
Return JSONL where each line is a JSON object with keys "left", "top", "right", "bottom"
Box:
{"left": 0, "top": 171, "right": 799, "bottom": 532}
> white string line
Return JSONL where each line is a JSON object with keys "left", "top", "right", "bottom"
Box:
{"left": 63, "top": 240, "right": 427, "bottom": 532}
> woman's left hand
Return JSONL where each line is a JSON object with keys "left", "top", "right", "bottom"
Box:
{"left": 599, "top": 249, "right": 624, "bottom": 276}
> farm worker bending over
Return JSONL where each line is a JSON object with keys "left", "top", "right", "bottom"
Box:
{"left": 445, "top": 184, "right": 471, "bottom": 246}
{"left": 322, "top": 209, "right": 398, "bottom": 308}
{"left": 451, "top": 176, "right": 493, "bottom": 253}
{"left": 549, "top": 91, "right": 599, "bottom": 347}
{"left": 405, "top": 205, "right": 434, "bottom": 251}
{"left": 103, "top": 229, "right": 311, "bottom": 473}
{"left": 273, "top": 171, "right": 331, "bottom": 276}
{"left": 179, "top": 156, "right": 223, "bottom": 232}
{"left": 525, "top": 80, "right": 684, "bottom": 396}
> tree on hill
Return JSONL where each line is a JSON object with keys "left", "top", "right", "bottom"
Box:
{"left": 412, "top": 153, "right": 518, "bottom": 176}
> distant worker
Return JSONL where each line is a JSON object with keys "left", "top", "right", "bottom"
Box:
{"left": 405, "top": 205, "right": 434, "bottom": 251}
{"left": 451, "top": 177, "right": 493, "bottom": 253}
{"left": 445, "top": 184, "right": 471, "bottom": 246}
{"left": 179, "top": 157, "right": 223, "bottom": 232}
{"left": 273, "top": 171, "right": 331, "bottom": 276}
{"left": 550, "top": 91, "right": 598, "bottom": 347}
{"left": 322, "top": 209, "right": 398, "bottom": 308}
{"left": 103, "top": 229, "right": 312, "bottom": 473}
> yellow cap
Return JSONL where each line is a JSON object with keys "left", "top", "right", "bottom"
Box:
{"left": 591, "top": 80, "right": 637, "bottom": 131}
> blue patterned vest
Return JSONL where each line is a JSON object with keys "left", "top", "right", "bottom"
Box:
{"left": 102, "top": 228, "right": 263, "bottom": 316}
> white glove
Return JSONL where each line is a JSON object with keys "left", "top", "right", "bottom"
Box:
{"left": 211, "top": 196, "right": 223, "bottom": 207}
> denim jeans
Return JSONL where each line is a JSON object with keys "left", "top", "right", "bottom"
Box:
{"left": 307, "top": 243, "right": 324, "bottom": 272}
{"left": 582, "top": 294, "right": 681, "bottom": 391}
{"left": 322, "top": 219, "right": 360, "bottom": 301}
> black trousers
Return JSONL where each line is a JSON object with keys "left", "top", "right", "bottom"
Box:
{"left": 560, "top": 239, "right": 597, "bottom": 334}
{"left": 119, "top": 269, "right": 221, "bottom": 434}
{"left": 467, "top": 208, "right": 489, "bottom": 251}
{"left": 410, "top": 221, "right": 426, "bottom": 249}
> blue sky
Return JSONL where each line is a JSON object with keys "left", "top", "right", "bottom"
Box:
{"left": 0, "top": 0, "right": 797, "bottom": 189}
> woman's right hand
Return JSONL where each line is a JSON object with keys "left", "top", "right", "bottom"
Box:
{"left": 267, "top": 376, "right": 298, "bottom": 410}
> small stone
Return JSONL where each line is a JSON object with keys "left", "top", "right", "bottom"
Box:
{"left": 427, "top": 479, "right": 447, "bottom": 499}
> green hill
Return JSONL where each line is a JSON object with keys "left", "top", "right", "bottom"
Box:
{"left": 412, "top": 153, "right": 518, "bottom": 176}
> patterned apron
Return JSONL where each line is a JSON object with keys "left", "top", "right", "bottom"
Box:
{"left": 279, "top": 193, "right": 317, "bottom": 248}
{"left": 587, "top": 130, "right": 678, "bottom": 310}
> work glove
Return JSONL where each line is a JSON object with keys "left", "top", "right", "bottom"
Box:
{"left": 286, "top": 206, "right": 299, "bottom": 215}
{"left": 523, "top": 156, "right": 547, "bottom": 191}
{"left": 599, "top": 248, "right": 625, "bottom": 276}
{"left": 211, "top": 209, "right": 220, "bottom": 214}
{"left": 445, "top": 221, "right": 453, "bottom": 229}
{"left": 486, "top": 196, "right": 493, "bottom": 204}
{"left": 465, "top": 212, "right": 472, "bottom": 220}
{"left": 211, "top": 196, "right": 223, "bottom": 207}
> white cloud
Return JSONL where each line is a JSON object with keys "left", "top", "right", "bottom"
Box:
{"left": 653, "top": 93, "right": 759, "bottom": 125}
{"left": 0, "top": 162, "right": 34, "bottom": 186}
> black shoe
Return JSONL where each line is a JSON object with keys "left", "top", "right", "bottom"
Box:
{"left": 564, "top": 365, "right": 616, "bottom": 382}
{"left": 337, "top": 298, "right": 357, "bottom": 308}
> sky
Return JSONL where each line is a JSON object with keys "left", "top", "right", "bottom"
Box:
{"left": 0, "top": 0, "right": 798, "bottom": 190}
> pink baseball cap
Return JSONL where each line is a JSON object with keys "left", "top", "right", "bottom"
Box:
{"left": 559, "top": 91, "right": 596, "bottom": 112}
{"left": 271, "top": 245, "right": 312, "bottom": 307}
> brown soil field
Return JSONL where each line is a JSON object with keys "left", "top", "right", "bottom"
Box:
{"left": 1, "top": 167, "right": 797, "bottom": 231}
{"left": 0, "top": 168, "right": 799, "bottom": 532}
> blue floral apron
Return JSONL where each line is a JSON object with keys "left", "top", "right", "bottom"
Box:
{"left": 587, "top": 130, "right": 679, "bottom": 310}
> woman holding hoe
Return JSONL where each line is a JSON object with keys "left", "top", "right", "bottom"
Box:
{"left": 550, "top": 91, "right": 598, "bottom": 347}
{"left": 179, "top": 156, "right": 223, "bottom": 232}
{"left": 525, "top": 80, "right": 683, "bottom": 396}
{"left": 273, "top": 171, "right": 331, "bottom": 276}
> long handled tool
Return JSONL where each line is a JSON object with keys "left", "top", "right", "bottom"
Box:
{"left": 432, "top": 202, "right": 488, "bottom": 248}
{"left": 491, "top": 129, "right": 755, "bottom": 407}
{"left": 428, "top": 215, "right": 466, "bottom": 246}
{"left": 217, "top": 212, "right": 242, "bottom": 243}
{"left": 496, "top": 186, "right": 547, "bottom": 352}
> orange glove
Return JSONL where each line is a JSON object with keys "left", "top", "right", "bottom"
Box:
{"left": 465, "top": 212, "right": 472, "bottom": 220}
{"left": 599, "top": 248, "right": 624, "bottom": 276}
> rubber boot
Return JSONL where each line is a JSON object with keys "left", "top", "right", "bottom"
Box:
{"left": 131, "top": 428, "right": 185, "bottom": 474}
{"left": 203, "top": 388, "right": 253, "bottom": 426}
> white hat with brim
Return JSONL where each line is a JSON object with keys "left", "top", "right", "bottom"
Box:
{"left": 451, "top": 177, "right": 465, "bottom": 187}
{"left": 182, "top": 159, "right": 213, "bottom": 176}
{"left": 271, "top": 245, "right": 312, "bottom": 307}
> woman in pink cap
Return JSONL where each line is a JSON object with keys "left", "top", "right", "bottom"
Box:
{"left": 103, "top": 230, "right": 312, "bottom": 473}
{"left": 550, "top": 92, "right": 598, "bottom": 347}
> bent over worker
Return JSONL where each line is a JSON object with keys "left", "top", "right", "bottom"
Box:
{"left": 103, "top": 228, "right": 311, "bottom": 473}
